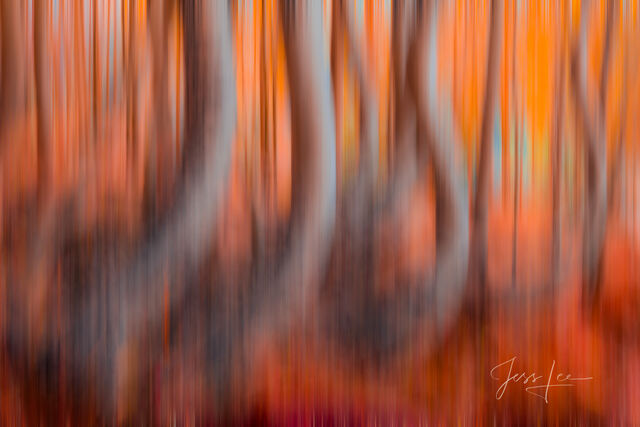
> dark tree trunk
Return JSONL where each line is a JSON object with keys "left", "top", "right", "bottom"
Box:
{"left": 0, "top": 1, "right": 26, "bottom": 135}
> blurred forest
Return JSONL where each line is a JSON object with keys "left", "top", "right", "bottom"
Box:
{"left": 1, "top": 0, "right": 640, "bottom": 424}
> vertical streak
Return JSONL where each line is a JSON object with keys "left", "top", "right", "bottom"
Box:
{"left": 106, "top": 0, "right": 111, "bottom": 109}
{"left": 599, "top": 0, "right": 615, "bottom": 118}
{"left": 94, "top": 0, "right": 99, "bottom": 137}
{"left": 551, "top": 12, "right": 566, "bottom": 289}
{"left": 176, "top": 2, "right": 181, "bottom": 152}
{"left": 34, "top": 0, "right": 53, "bottom": 198}
{"left": 121, "top": 0, "right": 126, "bottom": 105}
{"left": 472, "top": 0, "right": 503, "bottom": 296}
{"left": 271, "top": 0, "right": 278, "bottom": 197}
{"left": 260, "top": 0, "right": 269, "bottom": 205}
{"left": 512, "top": 0, "right": 519, "bottom": 288}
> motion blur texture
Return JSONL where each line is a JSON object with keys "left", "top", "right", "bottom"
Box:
{"left": 1, "top": 0, "right": 639, "bottom": 424}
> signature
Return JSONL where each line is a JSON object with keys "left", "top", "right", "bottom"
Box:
{"left": 490, "top": 357, "right": 593, "bottom": 403}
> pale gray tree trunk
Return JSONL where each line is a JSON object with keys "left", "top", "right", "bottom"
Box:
{"left": 2, "top": 0, "right": 236, "bottom": 417}
{"left": 325, "top": 0, "right": 471, "bottom": 359}
{"left": 245, "top": 0, "right": 337, "bottom": 334}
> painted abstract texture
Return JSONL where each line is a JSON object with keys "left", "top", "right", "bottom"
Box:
{"left": 1, "top": 0, "right": 640, "bottom": 424}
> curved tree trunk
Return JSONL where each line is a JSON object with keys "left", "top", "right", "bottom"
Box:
{"left": 197, "top": 0, "right": 338, "bottom": 396}
{"left": 241, "top": 0, "right": 337, "bottom": 336}
{"left": 68, "top": 0, "right": 337, "bottom": 412}
{"left": 324, "top": 0, "right": 471, "bottom": 360}
{"left": 409, "top": 0, "right": 471, "bottom": 344}
{"left": 331, "top": 0, "right": 379, "bottom": 190}
{"left": 329, "top": 0, "right": 379, "bottom": 257}
{"left": 2, "top": 0, "right": 236, "bottom": 416}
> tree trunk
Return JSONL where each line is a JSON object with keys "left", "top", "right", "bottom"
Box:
{"left": 571, "top": 0, "right": 611, "bottom": 306}
{"left": 34, "top": 0, "right": 54, "bottom": 200}
{"left": 325, "top": 0, "right": 471, "bottom": 359}
{"left": 511, "top": 1, "right": 519, "bottom": 288}
{"left": 0, "top": 1, "right": 26, "bottom": 135}
{"left": 4, "top": 0, "right": 237, "bottom": 415}
{"left": 147, "top": 0, "right": 177, "bottom": 216}
{"left": 470, "top": 0, "right": 503, "bottom": 310}
{"left": 244, "top": 0, "right": 337, "bottom": 332}
{"left": 200, "top": 0, "right": 338, "bottom": 394}
{"left": 552, "top": 38, "right": 566, "bottom": 289}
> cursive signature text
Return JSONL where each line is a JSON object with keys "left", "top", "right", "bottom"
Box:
{"left": 490, "top": 356, "right": 593, "bottom": 403}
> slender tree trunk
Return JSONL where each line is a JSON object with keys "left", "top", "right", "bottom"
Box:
{"left": 390, "top": 0, "right": 418, "bottom": 187}
{"left": 147, "top": 0, "right": 176, "bottom": 215}
{"left": 0, "top": 1, "right": 26, "bottom": 134}
{"left": 470, "top": 0, "right": 503, "bottom": 310}
{"left": 599, "top": 0, "right": 615, "bottom": 116}
{"left": 256, "top": 0, "right": 273, "bottom": 236}
{"left": 105, "top": 0, "right": 112, "bottom": 109}
{"left": 34, "top": 0, "right": 54, "bottom": 200}
{"left": 607, "top": 29, "right": 630, "bottom": 215}
{"left": 331, "top": 0, "right": 346, "bottom": 186}
{"left": 571, "top": 0, "right": 612, "bottom": 306}
{"left": 330, "top": 0, "right": 379, "bottom": 228}
{"left": 126, "top": 0, "right": 139, "bottom": 177}
{"left": 93, "top": 0, "right": 100, "bottom": 138}
{"left": 552, "top": 39, "right": 566, "bottom": 289}
{"left": 269, "top": 0, "right": 336, "bottom": 327}
{"left": 511, "top": 2, "right": 519, "bottom": 288}
{"left": 73, "top": 0, "right": 87, "bottom": 151}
